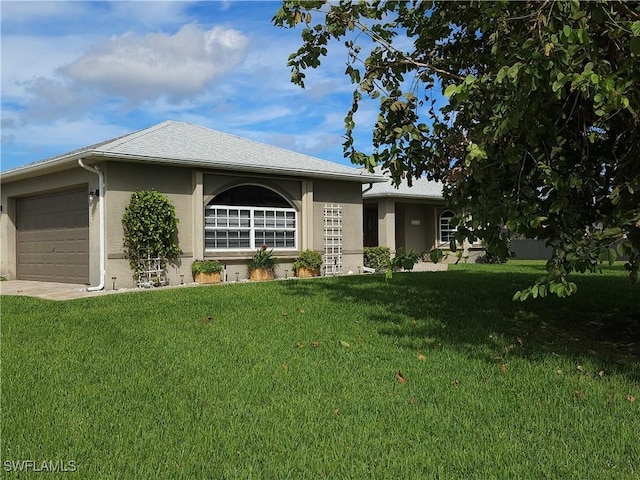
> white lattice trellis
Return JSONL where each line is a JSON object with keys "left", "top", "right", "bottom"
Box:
{"left": 323, "top": 204, "right": 342, "bottom": 276}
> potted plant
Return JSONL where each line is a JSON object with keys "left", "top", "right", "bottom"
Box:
{"left": 293, "top": 249, "right": 323, "bottom": 278}
{"left": 191, "top": 259, "right": 223, "bottom": 284}
{"left": 248, "top": 244, "right": 278, "bottom": 281}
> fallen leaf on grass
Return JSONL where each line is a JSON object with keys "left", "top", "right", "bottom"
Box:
{"left": 282, "top": 311, "right": 289, "bottom": 316}
{"left": 499, "top": 363, "right": 508, "bottom": 374}
{"left": 297, "top": 308, "right": 305, "bottom": 314}
{"left": 311, "top": 341, "right": 319, "bottom": 348}
{"left": 396, "top": 370, "right": 406, "bottom": 384}
{"left": 295, "top": 342, "right": 304, "bottom": 349}
{"left": 339, "top": 340, "right": 351, "bottom": 348}
{"left": 334, "top": 408, "right": 340, "bottom": 415}
{"left": 281, "top": 363, "right": 289, "bottom": 370}
{"left": 573, "top": 390, "right": 585, "bottom": 400}
{"left": 597, "top": 370, "right": 605, "bottom": 378}
{"left": 627, "top": 394, "right": 636, "bottom": 403}
{"left": 418, "top": 354, "right": 426, "bottom": 361}
{"left": 452, "top": 379, "right": 461, "bottom": 386}
{"left": 202, "top": 316, "right": 213, "bottom": 324}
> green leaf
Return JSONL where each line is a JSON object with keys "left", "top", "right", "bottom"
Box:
{"left": 339, "top": 340, "right": 351, "bottom": 348}
{"left": 507, "top": 63, "right": 521, "bottom": 80}
{"left": 592, "top": 7, "right": 604, "bottom": 23}
{"left": 496, "top": 67, "right": 508, "bottom": 83}
{"left": 531, "top": 284, "right": 539, "bottom": 298}
{"left": 539, "top": 284, "right": 547, "bottom": 298}
{"left": 444, "top": 84, "right": 458, "bottom": 97}
{"left": 617, "top": 241, "right": 632, "bottom": 257}
{"left": 602, "top": 227, "right": 622, "bottom": 238}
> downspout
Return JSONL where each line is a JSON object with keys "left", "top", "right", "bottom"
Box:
{"left": 362, "top": 182, "right": 373, "bottom": 194}
{"left": 78, "top": 159, "right": 105, "bottom": 291}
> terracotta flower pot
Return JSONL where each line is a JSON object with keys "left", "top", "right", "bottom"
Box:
{"left": 295, "top": 267, "right": 319, "bottom": 278}
{"left": 249, "top": 269, "right": 275, "bottom": 281}
{"left": 194, "top": 272, "right": 222, "bottom": 284}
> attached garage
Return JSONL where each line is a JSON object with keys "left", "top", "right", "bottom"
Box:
{"left": 16, "top": 188, "right": 89, "bottom": 283}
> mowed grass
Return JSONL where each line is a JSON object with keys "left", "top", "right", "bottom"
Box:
{"left": 2, "top": 262, "right": 639, "bottom": 479}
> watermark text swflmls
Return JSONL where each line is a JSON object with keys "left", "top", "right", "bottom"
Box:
{"left": 3, "top": 460, "right": 77, "bottom": 473}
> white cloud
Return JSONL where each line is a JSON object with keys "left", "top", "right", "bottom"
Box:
{"left": 1, "top": 35, "right": 93, "bottom": 100}
{"left": 60, "top": 24, "right": 249, "bottom": 103}
{"left": 21, "top": 77, "right": 95, "bottom": 120}
{"left": 10, "top": 118, "right": 128, "bottom": 148}
{"left": 1, "top": 118, "right": 131, "bottom": 171}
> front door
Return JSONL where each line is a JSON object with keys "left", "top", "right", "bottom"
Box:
{"left": 363, "top": 204, "right": 378, "bottom": 247}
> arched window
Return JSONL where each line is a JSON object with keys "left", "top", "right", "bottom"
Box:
{"left": 439, "top": 210, "right": 456, "bottom": 244}
{"left": 205, "top": 185, "right": 297, "bottom": 251}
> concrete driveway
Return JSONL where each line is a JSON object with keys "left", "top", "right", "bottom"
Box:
{"left": 0, "top": 280, "right": 119, "bottom": 301}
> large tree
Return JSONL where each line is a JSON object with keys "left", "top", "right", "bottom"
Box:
{"left": 274, "top": 0, "right": 640, "bottom": 299}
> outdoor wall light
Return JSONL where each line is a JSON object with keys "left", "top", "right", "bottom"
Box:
{"left": 88, "top": 188, "right": 99, "bottom": 202}
{"left": 89, "top": 188, "right": 100, "bottom": 202}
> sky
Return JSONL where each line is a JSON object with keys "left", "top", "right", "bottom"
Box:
{"left": 1, "top": 0, "right": 386, "bottom": 172}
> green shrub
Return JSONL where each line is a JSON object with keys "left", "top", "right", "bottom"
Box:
{"left": 391, "top": 248, "right": 420, "bottom": 271}
{"left": 122, "top": 190, "right": 181, "bottom": 273}
{"left": 191, "top": 260, "right": 223, "bottom": 275}
{"left": 248, "top": 245, "right": 278, "bottom": 274}
{"left": 364, "top": 246, "right": 391, "bottom": 272}
{"left": 293, "top": 250, "right": 323, "bottom": 272}
{"left": 428, "top": 249, "right": 445, "bottom": 264}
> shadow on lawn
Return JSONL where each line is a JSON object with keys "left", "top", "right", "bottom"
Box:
{"left": 278, "top": 267, "right": 640, "bottom": 380}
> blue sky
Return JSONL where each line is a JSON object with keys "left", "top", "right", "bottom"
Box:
{"left": 1, "top": 0, "right": 385, "bottom": 172}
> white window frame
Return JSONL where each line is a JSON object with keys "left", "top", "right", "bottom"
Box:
{"left": 205, "top": 204, "right": 297, "bottom": 252}
{"left": 439, "top": 210, "right": 456, "bottom": 244}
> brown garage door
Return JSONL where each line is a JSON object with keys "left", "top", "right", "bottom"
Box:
{"left": 16, "top": 188, "right": 90, "bottom": 283}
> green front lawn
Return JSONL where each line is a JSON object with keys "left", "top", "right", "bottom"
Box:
{"left": 2, "top": 263, "right": 639, "bottom": 478}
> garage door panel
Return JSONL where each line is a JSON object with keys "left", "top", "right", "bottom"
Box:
{"left": 16, "top": 189, "right": 90, "bottom": 284}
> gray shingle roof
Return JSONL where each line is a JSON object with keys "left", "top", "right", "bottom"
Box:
{"left": 362, "top": 166, "right": 444, "bottom": 200}
{"left": 2, "top": 121, "right": 386, "bottom": 184}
